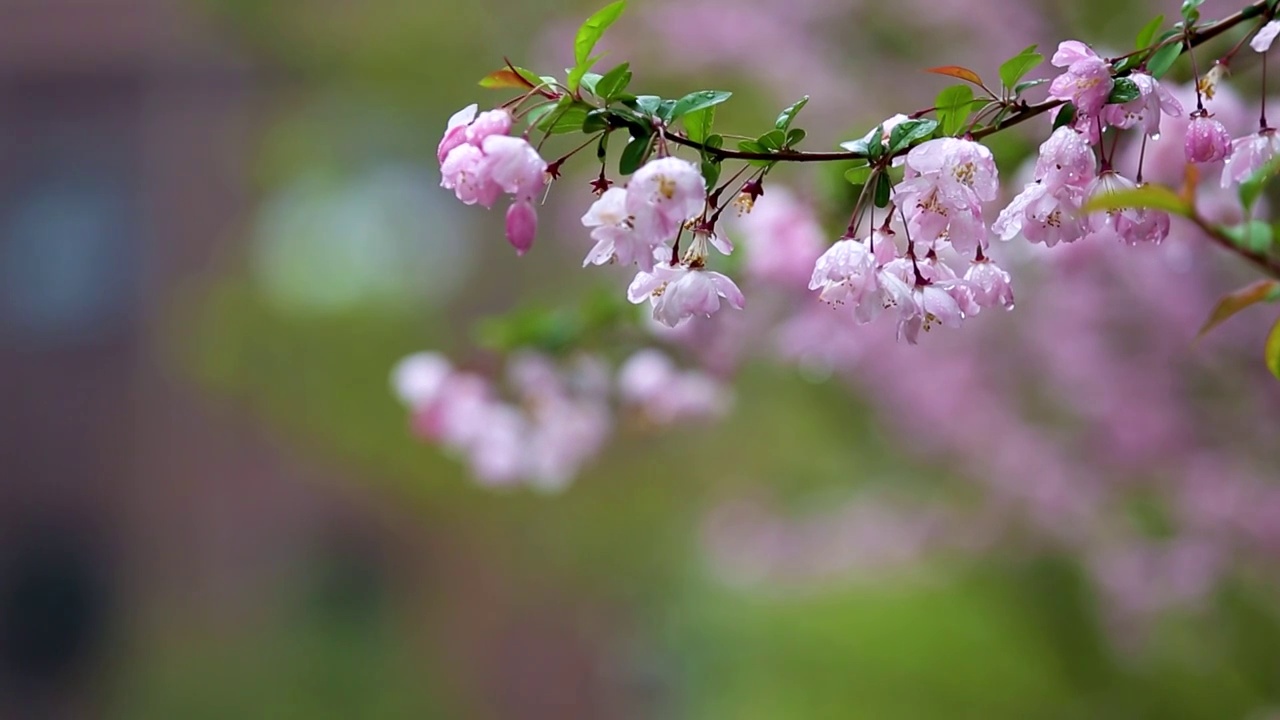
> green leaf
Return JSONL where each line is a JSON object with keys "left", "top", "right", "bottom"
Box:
{"left": 1107, "top": 77, "right": 1141, "bottom": 104}
{"left": 705, "top": 134, "right": 724, "bottom": 149}
{"left": 998, "top": 45, "right": 1043, "bottom": 91}
{"left": 736, "top": 139, "right": 765, "bottom": 154}
{"left": 700, "top": 160, "right": 721, "bottom": 189}
{"left": 523, "top": 104, "right": 558, "bottom": 128}
{"left": 582, "top": 108, "right": 611, "bottom": 133}
{"left": 574, "top": 0, "right": 626, "bottom": 66}
{"left": 935, "top": 84, "right": 975, "bottom": 136}
{"left": 1267, "top": 317, "right": 1280, "bottom": 381}
{"left": 1052, "top": 102, "right": 1077, "bottom": 130}
{"left": 1081, "top": 183, "right": 1192, "bottom": 216}
{"left": 633, "top": 95, "right": 663, "bottom": 117}
{"left": 867, "top": 124, "right": 885, "bottom": 159}
{"left": 1014, "top": 79, "right": 1048, "bottom": 96}
{"left": 1181, "top": 0, "right": 1204, "bottom": 25}
{"left": 873, "top": 172, "right": 892, "bottom": 208}
{"left": 594, "top": 62, "right": 632, "bottom": 100}
{"left": 775, "top": 96, "right": 810, "bottom": 131}
{"left": 757, "top": 129, "right": 787, "bottom": 151}
{"left": 619, "top": 133, "right": 652, "bottom": 174}
{"left": 668, "top": 90, "right": 732, "bottom": 122}
{"left": 537, "top": 100, "right": 592, "bottom": 134}
{"left": 844, "top": 164, "right": 873, "bottom": 185}
{"left": 683, "top": 106, "right": 716, "bottom": 143}
{"left": 786, "top": 128, "right": 807, "bottom": 147}
{"left": 479, "top": 67, "right": 537, "bottom": 90}
{"left": 1136, "top": 14, "right": 1164, "bottom": 49}
{"left": 1221, "top": 220, "right": 1276, "bottom": 254}
{"left": 578, "top": 72, "right": 603, "bottom": 96}
{"left": 1197, "top": 280, "right": 1280, "bottom": 338}
{"left": 888, "top": 118, "right": 939, "bottom": 154}
{"left": 1147, "top": 40, "right": 1183, "bottom": 79}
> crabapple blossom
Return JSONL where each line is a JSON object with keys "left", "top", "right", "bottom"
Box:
{"left": 731, "top": 188, "right": 826, "bottom": 289}
{"left": 617, "top": 349, "right": 730, "bottom": 424}
{"left": 1221, "top": 128, "right": 1280, "bottom": 187}
{"left": 440, "top": 143, "right": 502, "bottom": 208}
{"left": 479, "top": 134, "right": 548, "bottom": 199}
{"left": 581, "top": 187, "right": 664, "bottom": 270}
{"left": 808, "top": 235, "right": 881, "bottom": 323}
{"left": 465, "top": 109, "right": 513, "bottom": 145}
{"left": 963, "top": 257, "right": 1015, "bottom": 311}
{"left": 624, "top": 156, "right": 706, "bottom": 239}
{"left": 1084, "top": 171, "right": 1171, "bottom": 245}
{"left": 1099, "top": 73, "right": 1182, "bottom": 137}
{"left": 1049, "top": 40, "right": 1114, "bottom": 116}
{"left": 437, "top": 104, "right": 477, "bottom": 164}
{"left": 1184, "top": 114, "right": 1232, "bottom": 164}
{"left": 894, "top": 138, "right": 999, "bottom": 253}
{"left": 628, "top": 260, "right": 746, "bottom": 328}
{"left": 994, "top": 182, "right": 1089, "bottom": 247}
{"left": 505, "top": 199, "right": 538, "bottom": 255}
{"left": 1033, "top": 127, "right": 1097, "bottom": 190}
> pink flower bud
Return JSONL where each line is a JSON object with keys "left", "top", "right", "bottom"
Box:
{"left": 1184, "top": 115, "right": 1232, "bottom": 164}
{"left": 505, "top": 199, "right": 538, "bottom": 255}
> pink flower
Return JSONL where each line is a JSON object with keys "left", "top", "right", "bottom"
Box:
{"left": 963, "top": 257, "right": 1015, "bottom": 311}
{"left": 1083, "top": 171, "right": 1170, "bottom": 245}
{"left": 1100, "top": 73, "right": 1182, "bottom": 137}
{"left": 898, "top": 283, "right": 963, "bottom": 344}
{"left": 581, "top": 187, "right": 665, "bottom": 271}
{"left": 993, "top": 181, "right": 1088, "bottom": 247}
{"left": 625, "top": 157, "right": 706, "bottom": 239}
{"left": 505, "top": 199, "right": 538, "bottom": 255}
{"left": 1251, "top": 20, "right": 1280, "bottom": 53}
{"left": 440, "top": 144, "right": 502, "bottom": 207}
{"left": 1034, "top": 127, "right": 1097, "bottom": 190}
{"left": 479, "top": 135, "right": 547, "bottom": 200}
{"left": 437, "top": 104, "right": 478, "bottom": 164}
{"left": 617, "top": 349, "right": 730, "bottom": 423}
{"left": 391, "top": 352, "right": 453, "bottom": 408}
{"left": 808, "top": 236, "right": 881, "bottom": 323}
{"left": 465, "top": 109, "right": 512, "bottom": 145}
{"left": 895, "top": 138, "right": 998, "bottom": 253}
{"left": 1049, "top": 40, "right": 1114, "bottom": 116}
{"left": 1184, "top": 114, "right": 1232, "bottom": 164}
{"left": 628, "top": 262, "right": 745, "bottom": 328}
{"left": 1221, "top": 128, "right": 1280, "bottom": 187}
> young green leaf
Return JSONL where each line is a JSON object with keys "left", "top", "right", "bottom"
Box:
{"left": 1014, "top": 78, "right": 1049, "bottom": 96}
{"left": 1052, "top": 102, "right": 1077, "bottom": 130}
{"left": 936, "top": 84, "right": 975, "bottom": 136}
{"left": 1180, "top": 0, "right": 1204, "bottom": 25}
{"left": 574, "top": 0, "right": 626, "bottom": 65}
{"left": 888, "top": 118, "right": 939, "bottom": 154}
{"left": 1221, "top": 220, "right": 1275, "bottom": 253}
{"left": 683, "top": 106, "right": 715, "bottom": 143}
{"left": 619, "top": 133, "right": 652, "bottom": 174}
{"left": 1080, "top": 183, "right": 1192, "bottom": 216}
{"left": 757, "top": 129, "right": 787, "bottom": 152}
{"left": 844, "top": 164, "right": 873, "bottom": 185}
{"left": 873, "top": 171, "right": 892, "bottom": 208}
{"left": 582, "top": 108, "right": 611, "bottom": 133}
{"left": 775, "top": 96, "right": 810, "bottom": 131}
{"left": 785, "top": 128, "right": 807, "bottom": 147}
{"left": 1107, "top": 78, "right": 1142, "bottom": 104}
{"left": 632, "top": 95, "right": 663, "bottom": 117}
{"left": 668, "top": 90, "right": 732, "bottom": 122}
{"left": 479, "top": 67, "right": 537, "bottom": 90}
{"left": 578, "top": 72, "right": 604, "bottom": 96}
{"left": 1239, "top": 156, "right": 1280, "bottom": 214}
{"left": 700, "top": 160, "right": 721, "bottom": 189}
{"left": 1147, "top": 40, "right": 1184, "bottom": 78}
{"left": 1197, "top": 279, "right": 1280, "bottom": 338}
{"left": 867, "top": 124, "right": 885, "bottom": 159}
{"left": 594, "top": 62, "right": 632, "bottom": 100}
{"left": 1136, "top": 14, "right": 1164, "bottom": 48}
{"left": 538, "top": 102, "right": 593, "bottom": 134}
{"left": 998, "top": 45, "right": 1043, "bottom": 91}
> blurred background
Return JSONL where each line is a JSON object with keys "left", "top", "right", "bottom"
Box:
{"left": 2, "top": 0, "right": 1280, "bottom": 717}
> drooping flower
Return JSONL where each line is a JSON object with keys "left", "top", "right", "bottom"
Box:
{"left": 1220, "top": 128, "right": 1280, "bottom": 187}
{"left": 808, "top": 236, "right": 881, "bottom": 323}
{"left": 628, "top": 262, "right": 745, "bottom": 328}
{"left": 1251, "top": 20, "right": 1280, "bottom": 53}
{"left": 465, "top": 109, "right": 513, "bottom": 145}
{"left": 894, "top": 138, "right": 999, "bottom": 253}
{"left": 1100, "top": 73, "right": 1182, "bottom": 137}
{"left": 963, "top": 257, "right": 1015, "bottom": 311}
{"left": 479, "top": 134, "right": 547, "bottom": 199}
{"left": 437, "top": 104, "right": 478, "bottom": 164}
{"left": 993, "top": 181, "right": 1089, "bottom": 247}
{"left": 440, "top": 143, "right": 503, "bottom": 207}
{"left": 897, "top": 282, "right": 964, "bottom": 345}
{"left": 581, "top": 187, "right": 665, "bottom": 270}
{"left": 1048, "top": 40, "right": 1114, "bottom": 116}
{"left": 1184, "top": 114, "right": 1233, "bottom": 164}
{"left": 625, "top": 157, "right": 706, "bottom": 239}
{"left": 1033, "top": 127, "right": 1098, "bottom": 190}
{"left": 1083, "top": 171, "right": 1171, "bottom": 245}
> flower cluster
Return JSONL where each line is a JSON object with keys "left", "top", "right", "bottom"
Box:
{"left": 391, "top": 348, "right": 728, "bottom": 489}
{"left": 583, "top": 156, "right": 745, "bottom": 327}
{"left": 438, "top": 104, "right": 549, "bottom": 254}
